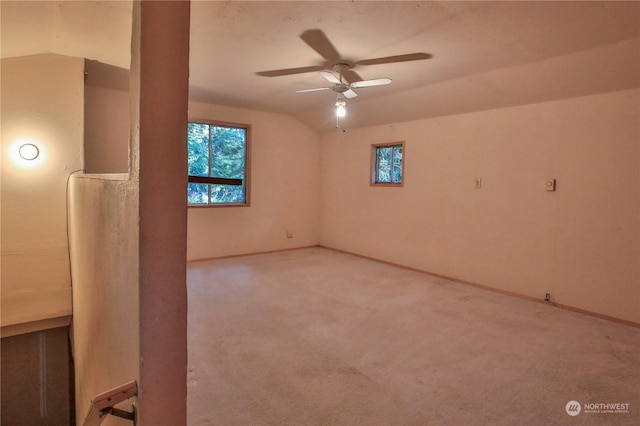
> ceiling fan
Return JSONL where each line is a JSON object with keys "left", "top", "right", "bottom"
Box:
{"left": 296, "top": 63, "right": 391, "bottom": 99}
{"left": 257, "top": 29, "right": 431, "bottom": 127}
{"left": 256, "top": 29, "right": 432, "bottom": 85}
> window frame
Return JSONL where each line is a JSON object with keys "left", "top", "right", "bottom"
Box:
{"left": 187, "top": 119, "right": 251, "bottom": 207}
{"left": 370, "top": 141, "right": 405, "bottom": 187}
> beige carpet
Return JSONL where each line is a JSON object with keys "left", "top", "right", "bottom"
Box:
{"left": 187, "top": 247, "right": 639, "bottom": 425}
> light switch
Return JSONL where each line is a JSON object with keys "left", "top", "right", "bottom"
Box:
{"left": 475, "top": 178, "right": 482, "bottom": 189}
{"left": 546, "top": 178, "right": 556, "bottom": 192}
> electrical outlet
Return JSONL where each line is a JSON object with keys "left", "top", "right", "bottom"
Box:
{"left": 286, "top": 231, "right": 293, "bottom": 239}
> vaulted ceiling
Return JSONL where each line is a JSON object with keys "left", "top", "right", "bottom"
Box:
{"left": 2, "top": 1, "right": 639, "bottom": 133}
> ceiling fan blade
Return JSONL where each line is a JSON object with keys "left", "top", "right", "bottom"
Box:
{"left": 355, "top": 52, "right": 432, "bottom": 66}
{"left": 350, "top": 78, "right": 392, "bottom": 88}
{"left": 343, "top": 89, "right": 358, "bottom": 99}
{"left": 296, "top": 87, "right": 330, "bottom": 93}
{"left": 300, "top": 29, "right": 341, "bottom": 62}
{"left": 256, "top": 65, "right": 323, "bottom": 77}
{"left": 320, "top": 71, "right": 341, "bottom": 85}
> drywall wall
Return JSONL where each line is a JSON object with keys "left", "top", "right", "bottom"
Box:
{"left": 69, "top": 173, "right": 139, "bottom": 425}
{"left": 83, "top": 60, "right": 130, "bottom": 174}
{"left": 84, "top": 85, "right": 129, "bottom": 173}
{"left": 187, "top": 102, "right": 321, "bottom": 260}
{"left": 1, "top": 53, "right": 83, "bottom": 332}
{"left": 320, "top": 89, "right": 640, "bottom": 324}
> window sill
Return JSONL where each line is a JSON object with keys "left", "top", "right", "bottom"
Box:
{"left": 370, "top": 183, "right": 404, "bottom": 187}
{"left": 188, "top": 203, "right": 250, "bottom": 208}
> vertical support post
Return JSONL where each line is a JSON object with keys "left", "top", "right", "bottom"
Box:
{"left": 130, "top": 1, "right": 190, "bottom": 424}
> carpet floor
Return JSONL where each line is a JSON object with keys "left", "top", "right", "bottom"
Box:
{"left": 187, "top": 247, "right": 639, "bottom": 425}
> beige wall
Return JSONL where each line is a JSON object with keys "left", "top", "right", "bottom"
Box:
{"left": 1, "top": 53, "right": 84, "bottom": 332}
{"left": 69, "top": 174, "right": 139, "bottom": 425}
{"left": 187, "top": 102, "right": 321, "bottom": 260}
{"left": 320, "top": 89, "right": 640, "bottom": 324}
{"left": 84, "top": 85, "right": 129, "bottom": 174}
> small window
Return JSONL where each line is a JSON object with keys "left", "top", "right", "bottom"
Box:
{"left": 371, "top": 142, "right": 404, "bottom": 186}
{"left": 187, "top": 121, "right": 250, "bottom": 206}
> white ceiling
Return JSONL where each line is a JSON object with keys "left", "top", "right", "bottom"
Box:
{"left": 2, "top": 1, "right": 639, "bottom": 133}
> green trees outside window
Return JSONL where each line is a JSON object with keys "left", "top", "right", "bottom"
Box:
{"left": 187, "top": 121, "right": 249, "bottom": 205}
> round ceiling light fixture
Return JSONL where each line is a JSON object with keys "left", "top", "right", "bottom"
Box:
{"left": 18, "top": 143, "right": 40, "bottom": 160}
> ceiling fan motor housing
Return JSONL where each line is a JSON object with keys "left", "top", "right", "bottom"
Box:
{"left": 331, "top": 84, "right": 350, "bottom": 93}
{"left": 332, "top": 63, "right": 352, "bottom": 73}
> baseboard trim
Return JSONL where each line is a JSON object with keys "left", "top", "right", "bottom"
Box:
{"left": 319, "top": 245, "right": 640, "bottom": 329}
{"left": 187, "top": 245, "right": 321, "bottom": 263}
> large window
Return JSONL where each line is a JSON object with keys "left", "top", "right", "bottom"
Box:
{"left": 187, "top": 121, "right": 250, "bottom": 206}
{"left": 371, "top": 142, "right": 404, "bottom": 186}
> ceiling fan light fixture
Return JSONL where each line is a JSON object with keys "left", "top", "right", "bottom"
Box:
{"left": 335, "top": 97, "right": 346, "bottom": 128}
{"left": 335, "top": 98, "right": 346, "bottom": 118}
